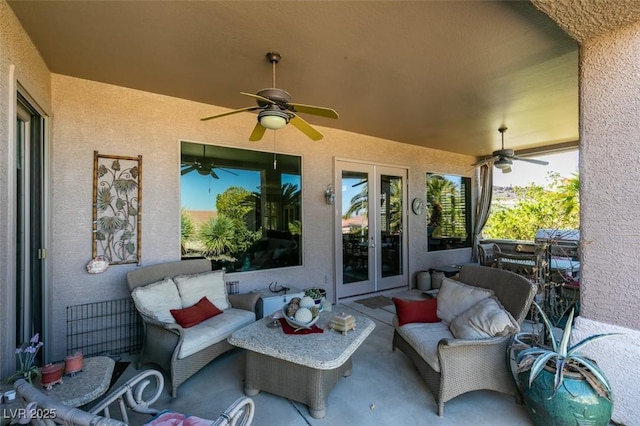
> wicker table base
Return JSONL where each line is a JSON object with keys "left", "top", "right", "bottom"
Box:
{"left": 229, "top": 311, "right": 374, "bottom": 419}
{"left": 244, "top": 351, "right": 352, "bottom": 418}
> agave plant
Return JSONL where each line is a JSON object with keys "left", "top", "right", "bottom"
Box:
{"left": 516, "top": 301, "right": 618, "bottom": 400}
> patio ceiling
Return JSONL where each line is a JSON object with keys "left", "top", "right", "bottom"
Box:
{"left": 8, "top": 1, "right": 579, "bottom": 158}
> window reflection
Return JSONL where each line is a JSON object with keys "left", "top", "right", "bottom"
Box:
{"left": 180, "top": 142, "right": 302, "bottom": 271}
{"left": 427, "top": 173, "right": 471, "bottom": 251}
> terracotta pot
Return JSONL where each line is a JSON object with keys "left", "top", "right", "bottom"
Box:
{"left": 40, "top": 363, "right": 64, "bottom": 388}
{"left": 65, "top": 352, "right": 84, "bottom": 375}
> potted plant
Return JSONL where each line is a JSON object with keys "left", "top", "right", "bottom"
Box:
{"left": 304, "top": 288, "right": 326, "bottom": 305}
{"left": 514, "top": 301, "right": 617, "bottom": 426}
{"left": 6, "top": 333, "right": 43, "bottom": 384}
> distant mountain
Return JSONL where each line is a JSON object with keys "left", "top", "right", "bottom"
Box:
{"left": 493, "top": 186, "right": 518, "bottom": 202}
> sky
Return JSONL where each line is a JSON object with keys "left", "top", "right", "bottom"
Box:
{"left": 181, "top": 169, "right": 300, "bottom": 211}
{"left": 492, "top": 150, "right": 579, "bottom": 187}
{"left": 181, "top": 169, "right": 260, "bottom": 211}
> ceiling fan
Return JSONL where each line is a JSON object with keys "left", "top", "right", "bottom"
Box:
{"left": 473, "top": 126, "right": 549, "bottom": 173}
{"left": 201, "top": 52, "right": 339, "bottom": 141}
{"left": 181, "top": 145, "right": 238, "bottom": 179}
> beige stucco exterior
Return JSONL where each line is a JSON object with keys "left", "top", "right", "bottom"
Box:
{"left": 570, "top": 20, "right": 640, "bottom": 425}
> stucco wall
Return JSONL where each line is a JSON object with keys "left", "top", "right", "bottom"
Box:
{"left": 49, "top": 74, "right": 474, "bottom": 360}
{"left": 0, "top": 0, "right": 52, "bottom": 378}
{"left": 571, "top": 317, "right": 640, "bottom": 425}
{"left": 580, "top": 22, "right": 640, "bottom": 329}
{"left": 579, "top": 20, "right": 640, "bottom": 425}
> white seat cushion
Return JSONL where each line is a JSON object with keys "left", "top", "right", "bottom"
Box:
{"left": 449, "top": 296, "right": 520, "bottom": 340}
{"left": 178, "top": 308, "right": 255, "bottom": 359}
{"left": 396, "top": 321, "right": 453, "bottom": 372}
{"left": 174, "top": 270, "right": 230, "bottom": 310}
{"left": 131, "top": 278, "right": 182, "bottom": 323}
{"left": 436, "top": 277, "right": 494, "bottom": 324}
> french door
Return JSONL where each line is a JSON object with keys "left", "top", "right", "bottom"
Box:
{"left": 335, "top": 161, "right": 407, "bottom": 299}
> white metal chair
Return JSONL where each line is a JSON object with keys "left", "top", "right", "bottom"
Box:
{"left": 12, "top": 369, "right": 254, "bottom": 426}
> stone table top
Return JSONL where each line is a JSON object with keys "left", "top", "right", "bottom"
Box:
{"left": 229, "top": 311, "right": 375, "bottom": 370}
{"left": 33, "top": 356, "right": 115, "bottom": 408}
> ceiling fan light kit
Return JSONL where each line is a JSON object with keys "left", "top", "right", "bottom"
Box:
{"left": 258, "top": 109, "right": 289, "bottom": 130}
{"left": 201, "top": 52, "right": 338, "bottom": 141}
{"left": 494, "top": 158, "right": 512, "bottom": 169}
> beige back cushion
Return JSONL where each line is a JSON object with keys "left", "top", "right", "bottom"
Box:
{"left": 449, "top": 296, "right": 520, "bottom": 339}
{"left": 174, "top": 270, "right": 229, "bottom": 310}
{"left": 436, "top": 277, "right": 494, "bottom": 324}
{"left": 131, "top": 278, "right": 182, "bottom": 323}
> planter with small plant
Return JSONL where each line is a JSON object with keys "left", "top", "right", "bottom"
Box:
{"left": 304, "top": 288, "right": 326, "bottom": 304}
{"left": 512, "top": 301, "right": 618, "bottom": 426}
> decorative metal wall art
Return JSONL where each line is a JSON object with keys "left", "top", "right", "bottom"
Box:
{"left": 92, "top": 151, "right": 142, "bottom": 265}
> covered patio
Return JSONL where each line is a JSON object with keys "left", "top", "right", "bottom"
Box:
{"left": 2, "top": 1, "right": 640, "bottom": 425}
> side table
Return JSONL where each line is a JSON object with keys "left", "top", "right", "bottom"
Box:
{"left": 1, "top": 356, "right": 115, "bottom": 425}
{"left": 35, "top": 356, "right": 115, "bottom": 408}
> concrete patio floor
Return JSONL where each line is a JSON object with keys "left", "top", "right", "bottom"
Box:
{"left": 110, "top": 290, "right": 534, "bottom": 425}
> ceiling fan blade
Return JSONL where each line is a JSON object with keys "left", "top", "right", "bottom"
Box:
{"left": 472, "top": 156, "right": 499, "bottom": 167}
{"left": 241, "top": 92, "right": 276, "bottom": 105}
{"left": 181, "top": 165, "right": 196, "bottom": 175}
{"left": 502, "top": 166, "right": 512, "bottom": 174}
{"left": 290, "top": 114, "right": 323, "bottom": 141}
{"left": 248, "top": 122, "right": 267, "bottom": 141}
{"left": 201, "top": 106, "right": 259, "bottom": 121}
{"left": 288, "top": 102, "right": 339, "bottom": 119}
{"left": 512, "top": 156, "right": 549, "bottom": 166}
{"left": 219, "top": 168, "right": 239, "bottom": 176}
{"left": 210, "top": 170, "right": 219, "bottom": 179}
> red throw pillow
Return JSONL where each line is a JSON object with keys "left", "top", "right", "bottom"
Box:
{"left": 170, "top": 297, "right": 223, "bottom": 328}
{"left": 195, "top": 296, "right": 223, "bottom": 318}
{"left": 392, "top": 297, "right": 440, "bottom": 326}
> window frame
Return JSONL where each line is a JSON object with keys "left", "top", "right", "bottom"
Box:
{"left": 180, "top": 141, "right": 303, "bottom": 272}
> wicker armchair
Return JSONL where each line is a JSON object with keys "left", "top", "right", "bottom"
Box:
{"left": 11, "top": 369, "right": 255, "bottom": 425}
{"left": 126, "top": 259, "right": 260, "bottom": 397}
{"left": 392, "top": 265, "right": 536, "bottom": 416}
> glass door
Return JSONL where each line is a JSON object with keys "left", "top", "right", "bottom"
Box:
{"left": 15, "top": 95, "right": 45, "bottom": 351}
{"left": 335, "top": 161, "right": 407, "bottom": 299}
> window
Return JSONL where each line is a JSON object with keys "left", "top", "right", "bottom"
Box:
{"left": 426, "top": 173, "right": 471, "bottom": 251}
{"left": 180, "top": 142, "right": 302, "bottom": 272}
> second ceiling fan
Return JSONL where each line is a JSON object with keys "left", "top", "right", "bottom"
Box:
{"left": 473, "top": 126, "right": 549, "bottom": 173}
{"left": 201, "top": 52, "right": 339, "bottom": 141}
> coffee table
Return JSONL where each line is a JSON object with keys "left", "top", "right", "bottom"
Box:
{"left": 228, "top": 311, "right": 375, "bottom": 419}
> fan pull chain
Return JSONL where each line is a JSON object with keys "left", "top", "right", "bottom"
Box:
{"left": 273, "top": 132, "right": 277, "bottom": 169}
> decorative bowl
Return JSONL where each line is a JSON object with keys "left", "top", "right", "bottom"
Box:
{"left": 281, "top": 305, "right": 320, "bottom": 329}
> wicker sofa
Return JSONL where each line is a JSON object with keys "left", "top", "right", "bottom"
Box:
{"left": 126, "top": 259, "right": 260, "bottom": 397}
{"left": 392, "top": 264, "right": 536, "bottom": 416}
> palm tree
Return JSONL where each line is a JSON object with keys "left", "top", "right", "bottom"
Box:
{"left": 558, "top": 173, "right": 580, "bottom": 216}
